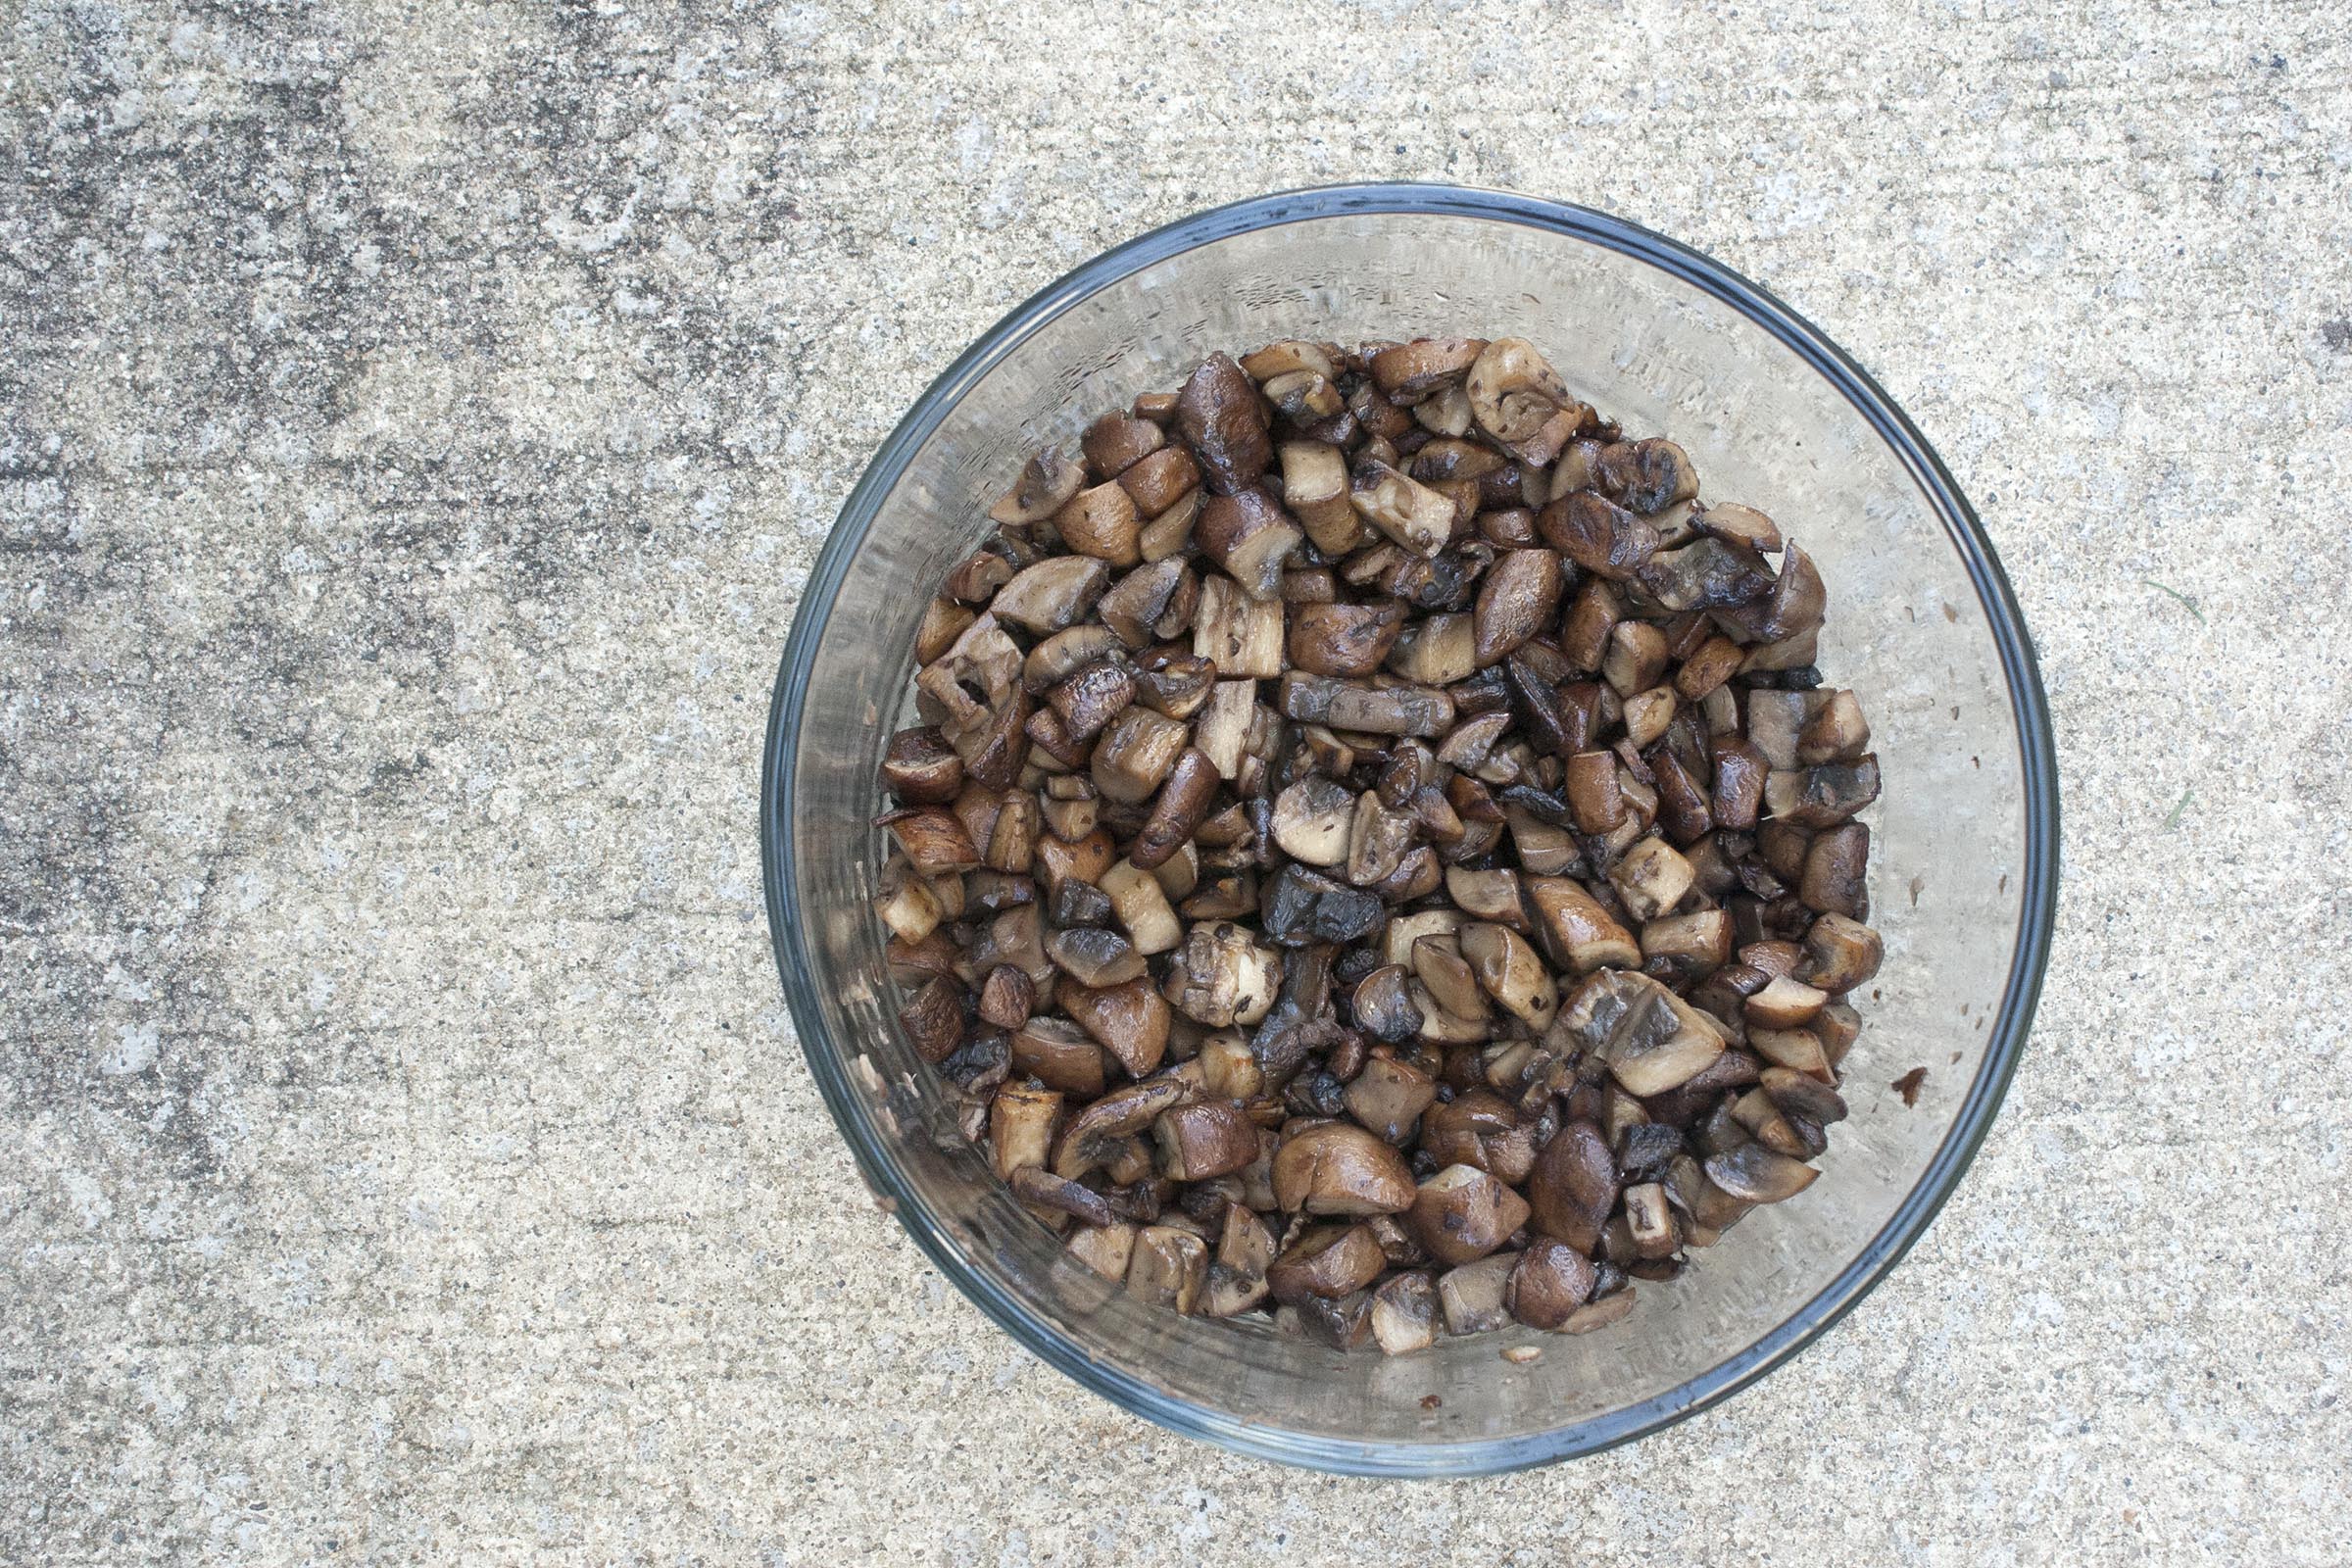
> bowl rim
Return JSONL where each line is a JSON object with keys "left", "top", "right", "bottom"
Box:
{"left": 760, "top": 181, "right": 2059, "bottom": 1477}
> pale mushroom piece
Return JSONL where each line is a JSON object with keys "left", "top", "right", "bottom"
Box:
{"left": 1370, "top": 1271, "right": 1442, "bottom": 1356}
{"left": 1386, "top": 612, "right": 1478, "bottom": 685}
{"left": 1162, "top": 921, "right": 1280, "bottom": 1028}
{"left": 1411, "top": 380, "right": 1473, "bottom": 436}
{"left": 989, "top": 1085, "right": 1063, "bottom": 1180}
{"left": 1610, "top": 835, "right": 1696, "bottom": 923}
{"left": 1270, "top": 775, "right": 1356, "bottom": 865}
{"left": 1465, "top": 337, "right": 1574, "bottom": 444}
{"left": 1192, "top": 573, "right": 1286, "bottom": 679}
{"left": 1097, "top": 858, "right": 1182, "bottom": 955}
{"left": 1191, "top": 680, "right": 1257, "bottom": 781}
{"left": 1368, "top": 336, "right": 1486, "bottom": 404}
{"left": 1203, "top": 1205, "right": 1277, "bottom": 1317}
{"left": 1348, "top": 459, "right": 1457, "bottom": 557}
{"left": 1066, "top": 1221, "right": 1138, "bottom": 1282}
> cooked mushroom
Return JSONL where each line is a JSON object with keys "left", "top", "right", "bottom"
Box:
{"left": 1525, "top": 1119, "right": 1617, "bottom": 1252}
{"left": 1116, "top": 443, "right": 1200, "bottom": 516}
{"left": 991, "top": 447, "right": 1087, "bottom": 525}
{"left": 1096, "top": 858, "right": 1182, "bottom": 955}
{"left": 1765, "top": 756, "right": 1883, "bottom": 828}
{"left": 1525, "top": 876, "right": 1640, "bottom": 974}
{"left": 881, "top": 725, "right": 966, "bottom": 805}
{"left": 880, "top": 806, "right": 982, "bottom": 878}
{"left": 1267, "top": 1222, "right": 1387, "bottom": 1301}
{"left": 1195, "top": 487, "right": 1303, "bottom": 601}
{"left": 1745, "top": 974, "right": 1828, "bottom": 1029}
{"left": 1191, "top": 573, "right": 1286, "bottom": 679}
{"left": 1054, "top": 481, "right": 1142, "bottom": 567}
{"left": 1271, "top": 1121, "right": 1417, "bottom": 1214}
{"left": 1465, "top": 338, "right": 1574, "bottom": 444}
{"left": 1458, "top": 923, "right": 1557, "bottom": 1029}
{"left": 1163, "top": 921, "right": 1281, "bottom": 1028}
{"left": 989, "top": 1085, "right": 1063, "bottom": 1179}
{"left": 1387, "top": 612, "right": 1478, "bottom": 685}
{"left": 1800, "top": 913, "right": 1883, "bottom": 994}
{"left": 1278, "top": 672, "right": 1455, "bottom": 736}
{"left": 1445, "top": 865, "right": 1527, "bottom": 930}
{"left": 1369, "top": 337, "right": 1485, "bottom": 404}
{"left": 1409, "top": 1163, "right": 1533, "bottom": 1266}
{"left": 1436, "top": 1251, "right": 1518, "bottom": 1336}
{"left": 1369, "top": 1270, "right": 1441, "bottom": 1355}
{"left": 1559, "top": 1289, "right": 1637, "bottom": 1335}
{"left": 1090, "top": 706, "right": 1189, "bottom": 805}
{"left": 1270, "top": 775, "right": 1356, "bottom": 865}
{"left": 1066, "top": 1220, "right": 1137, "bottom": 1281}
{"left": 1154, "top": 1100, "right": 1261, "bottom": 1182}
{"left": 1127, "top": 748, "right": 1219, "bottom": 871}
{"left": 1289, "top": 599, "right": 1407, "bottom": 677}
{"left": 977, "top": 964, "right": 1036, "bottom": 1031}
{"left": 1540, "top": 491, "right": 1658, "bottom": 581}
{"left": 1472, "top": 548, "right": 1563, "bottom": 666}
{"left": 1342, "top": 1054, "right": 1439, "bottom": 1144}
{"left": 1720, "top": 542, "right": 1826, "bottom": 644}
{"left": 991, "top": 555, "right": 1111, "bottom": 635}
{"left": 1125, "top": 1224, "right": 1209, "bottom": 1312}
{"left": 1348, "top": 965, "right": 1425, "bottom": 1045}
{"left": 1595, "top": 438, "right": 1698, "bottom": 515}
{"left": 1506, "top": 1238, "right": 1596, "bottom": 1330}
{"left": 1176, "top": 352, "right": 1272, "bottom": 496}
{"left": 1799, "top": 822, "right": 1871, "bottom": 918}
{"left": 1702, "top": 1142, "right": 1819, "bottom": 1204}
{"left": 1348, "top": 460, "right": 1456, "bottom": 558}
{"left": 1622, "top": 1181, "right": 1679, "bottom": 1259}
{"left": 1555, "top": 968, "right": 1727, "bottom": 1098}
{"left": 1203, "top": 1204, "right": 1276, "bottom": 1316}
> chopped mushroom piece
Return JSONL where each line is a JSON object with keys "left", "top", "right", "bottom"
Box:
{"left": 1126, "top": 1225, "right": 1209, "bottom": 1313}
{"left": 1409, "top": 1164, "right": 1532, "bottom": 1266}
{"left": 1196, "top": 488, "right": 1303, "bottom": 601}
{"left": 1271, "top": 1121, "right": 1418, "bottom": 1215}
{"left": 1066, "top": 1221, "right": 1137, "bottom": 1281}
{"left": 1370, "top": 1271, "right": 1441, "bottom": 1355}
{"left": 992, "top": 447, "right": 1087, "bottom": 525}
{"left": 1437, "top": 1251, "right": 1519, "bottom": 1336}
{"left": 1268, "top": 1223, "right": 1387, "bottom": 1301}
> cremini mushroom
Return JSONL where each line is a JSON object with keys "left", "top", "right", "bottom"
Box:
{"left": 1271, "top": 1121, "right": 1417, "bottom": 1215}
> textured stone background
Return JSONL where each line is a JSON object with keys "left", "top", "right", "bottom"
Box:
{"left": 4, "top": 2, "right": 2347, "bottom": 1563}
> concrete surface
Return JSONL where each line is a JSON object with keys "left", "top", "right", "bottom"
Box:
{"left": 3, "top": 2, "right": 2348, "bottom": 1563}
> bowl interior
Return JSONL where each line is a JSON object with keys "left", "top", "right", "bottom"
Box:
{"left": 765, "top": 191, "right": 2049, "bottom": 1474}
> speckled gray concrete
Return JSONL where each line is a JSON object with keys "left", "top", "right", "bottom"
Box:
{"left": 2, "top": 2, "right": 2346, "bottom": 1562}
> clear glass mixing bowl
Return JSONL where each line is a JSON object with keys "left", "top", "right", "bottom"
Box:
{"left": 760, "top": 184, "right": 2058, "bottom": 1475}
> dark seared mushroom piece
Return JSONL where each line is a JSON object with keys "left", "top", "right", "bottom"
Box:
{"left": 1176, "top": 352, "right": 1272, "bottom": 496}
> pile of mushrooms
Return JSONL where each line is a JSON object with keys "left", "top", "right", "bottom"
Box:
{"left": 874, "top": 335, "right": 1883, "bottom": 1352}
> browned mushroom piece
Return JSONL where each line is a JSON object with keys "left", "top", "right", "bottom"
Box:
{"left": 1370, "top": 1270, "right": 1442, "bottom": 1355}
{"left": 1081, "top": 412, "right": 1166, "bottom": 479}
{"left": 1458, "top": 923, "right": 1558, "bottom": 1029}
{"left": 1054, "top": 481, "right": 1142, "bottom": 567}
{"left": 1409, "top": 1163, "right": 1533, "bottom": 1267}
{"left": 991, "top": 447, "right": 1087, "bottom": 525}
{"left": 1176, "top": 352, "right": 1272, "bottom": 496}
{"left": 1348, "top": 460, "right": 1457, "bottom": 558}
{"left": 1066, "top": 1220, "right": 1137, "bottom": 1281}
{"left": 1125, "top": 1225, "right": 1209, "bottom": 1313}
{"left": 1094, "top": 560, "right": 1188, "bottom": 650}
{"left": 989, "top": 1085, "right": 1063, "bottom": 1180}
{"left": 1342, "top": 1054, "right": 1439, "bottom": 1144}
{"left": 1595, "top": 438, "right": 1699, "bottom": 515}
{"left": 1289, "top": 599, "right": 1407, "bottom": 678}
{"left": 1464, "top": 338, "right": 1573, "bottom": 444}
{"left": 1437, "top": 1251, "right": 1519, "bottom": 1336}
{"left": 990, "top": 555, "right": 1111, "bottom": 636}
{"left": 1703, "top": 1142, "right": 1820, "bottom": 1204}
{"left": 1472, "top": 548, "right": 1564, "bottom": 666}
{"left": 1195, "top": 487, "right": 1303, "bottom": 601}
{"left": 1203, "top": 1204, "right": 1276, "bottom": 1316}
{"left": 1609, "top": 836, "right": 1696, "bottom": 922}
{"left": 1348, "top": 965, "right": 1426, "bottom": 1045}
{"left": 1270, "top": 775, "right": 1355, "bottom": 866}
{"left": 1623, "top": 1181, "right": 1680, "bottom": 1259}
{"left": 977, "top": 965, "right": 1036, "bottom": 1031}
{"left": 1009, "top": 1017, "right": 1106, "bottom": 1096}
{"left": 1387, "top": 612, "right": 1478, "bottom": 685}
{"left": 1270, "top": 1121, "right": 1418, "bottom": 1215}
{"left": 1555, "top": 968, "right": 1727, "bottom": 1098}
{"left": 1525, "top": 876, "right": 1640, "bottom": 974}
{"left": 1191, "top": 573, "right": 1286, "bottom": 679}
{"left": 1127, "top": 748, "right": 1219, "bottom": 871}
{"left": 1369, "top": 337, "right": 1487, "bottom": 405}
{"left": 1697, "top": 502, "right": 1782, "bottom": 553}
{"left": 1266, "top": 1222, "right": 1387, "bottom": 1302}
{"left": 1719, "top": 542, "right": 1826, "bottom": 644}
{"left": 1799, "top": 822, "right": 1871, "bottom": 918}
{"left": 1154, "top": 1100, "right": 1261, "bottom": 1182}
{"left": 897, "top": 975, "right": 966, "bottom": 1064}
{"left": 880, "top": 806, "right": 982, "bottom": 879}
{"left": 1445, "top": 865, "right": 1527, "bottom": 930}
{"left": 1524, "top": 1118, "right": 1617, "bottom": 1252}
{"left": 1116, "top": 444, "right": 1200, "bottom": 515}
{"left": 1048, "top": 977, "right": 1165, "bottom": 1082}
{"left": 1162, "top": 920, "right": 1281, "bottom": 1028}
{"left": 1765, "top": 756, "right": 1883, "bottom": 828}
{"left": 1506, "top": 1238, "right": 1597, "bottom": 1329}
{"left": 1540, "top": 491, "right": 1659, "bottom": 581}
{"left": 1558, "top": 1289, "right": 1638, "bottom": 1335}
{"left": 1796, "top": 690, "right": 1871, "bottom": 763}
{"left": 1745, "top": 974, "right": 1828, "bottom": 1029}
{"left": 1799, "top": 912, "right": 1883, "bottom": 994}
{"left": 1088, "top": 706, "right": 1188, "bottom": 806}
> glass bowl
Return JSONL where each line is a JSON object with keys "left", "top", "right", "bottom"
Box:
{"left": 760, "top": 184, "right": 2057, "bottom": 1476}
